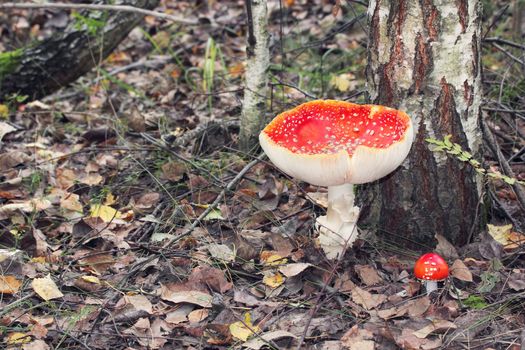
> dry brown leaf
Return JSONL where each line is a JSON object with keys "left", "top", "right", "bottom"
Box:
{"left": 355, "top": 265, "right": 383, "bottom": 286}
{"left": 243, "top": 330, "right": 297, "bottom": 350}
{"left": 413, "top": 319, "right": 457, "bottom": 339}
{"left": 0, "top": 275, "right": 22, "bottom": 294}
{"left": 341, "top": 325, "right": 375, "bottom": 350}
{"left": 508, "top": 272, "right": 525, "bottom": 291}
{"left": 407, "top": 296, "right": 431, "bottom": 317}
{"left": 125, "top": 294, "right": 153, "bottom": 314}
{"left": 435, "top": 233, "right": 459, "bottom": 259}
{"left": 22, "top": 339, "right": 51, "bottom": 350}
{"left": 161, "top": 161, "right": 186, "bottom": 182}
{"left": 165, "top": 304, "right": 194, "bottom": 324}
{"left": 278, "top": 263, "right": 312, "bottom": 277}
{"left": 0, "top": 151, "right": 30, "bottom": 172}
{"left": 450, "top": 259, "right": 473, "bottom": 282}
{"left": 31, "top": 275, "right": 63, "bottom": 301}
{"left": 351, "top": 286, "right": 386, "bottom": 310}
{"left": 160, "top": 285, "right": 212, "bottom": 308}
{"left": 188, "top": 309, "right": 209, "bottom": 323}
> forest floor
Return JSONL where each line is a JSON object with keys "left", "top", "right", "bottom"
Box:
{"left": 0, "top": 1, "right": 525, "bottom": 349}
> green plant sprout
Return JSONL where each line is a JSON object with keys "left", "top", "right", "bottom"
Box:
{"left": 426, "top": 135, "right": 525, "bottom": 186}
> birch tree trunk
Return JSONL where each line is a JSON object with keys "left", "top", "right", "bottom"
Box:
{"left": 239, "top": 0, "right": 270, "bottom": 153}
{"left": 360, "top": 0, "right": 484, "bottom": 249}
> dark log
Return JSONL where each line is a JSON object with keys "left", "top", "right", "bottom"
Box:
{"left": 0, "top": 0, "right": 160, "bottom": 102}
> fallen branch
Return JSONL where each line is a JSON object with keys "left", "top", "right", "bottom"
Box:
{"left": 482, "top": 120, "right": 525, "bottom": 212}
{"left": 163, "top": 152, "right": 266, "bottom": 248}
{"left": 0, "top": 2, "right": 198, "bottom": 25}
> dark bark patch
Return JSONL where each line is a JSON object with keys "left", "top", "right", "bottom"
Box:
{"left": 471, "top": 32, "right": 479, "bottom": 74}
{"left": 456, "top": 0, "right": 469, "bottom": 33}
{"left": 463, "top": 79, "right": 473, "bottom": 108}
{"left": 410, "top": 32, "right": 433, "bottom": 95}
{"left": 420, "top": 0, "right": 440, "bottom": 41}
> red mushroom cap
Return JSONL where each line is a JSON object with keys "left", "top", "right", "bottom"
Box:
{"left": 414, "top": 253, "right": 449, "bottom": 281}
{"left": 259, "top": 100, "right": 413, "bottom": 186}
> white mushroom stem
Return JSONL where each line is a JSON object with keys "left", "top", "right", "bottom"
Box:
{"left": 316, "top": 183, "right": 360, "bottom": 259}
{"left": 423, "top": 280, "right": 438, "bottom": 295}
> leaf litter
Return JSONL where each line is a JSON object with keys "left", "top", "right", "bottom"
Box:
{"left": 0, "top": 1, "right": 523, "bottom": 349}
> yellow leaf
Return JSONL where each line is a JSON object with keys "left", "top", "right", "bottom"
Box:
{"left": 31, "top": 274, "right": 64, "bottom": 301}
{"left": 0, "top": 104, "right": 9, "bottom": 119}
{"left": 487, "top": 224, "right": 513, "bottom": 245}
{"left": 263, "top": 271, "right": 285, "bottom": 288}
{"left": 260, "top": 251, "right": 287, "bottom": 267}
{"left": 81, "top": 275, "right": 100, "bottom": 284}
{"left": 486, "top": 224, "right": 525, "bottom": 250}
{"left": 31, "top": 257, "right": 46, "bottom": 264}
{"left": 90, "top": 204, "right": 121, "bottom": 222}
{"left": 330, "top": 73, "right": 355, "bottom": 92}
{"left": 7, "top": 332, "right": 31, "bottom": 345}
{"left": 104, "top": 192, "right": 117, "bottom": 206}
{"left": 0, "top": 275, "right": 22, "bottom": 294}
{"left": 229, "top": 313, "right": 260, "bottom": 341}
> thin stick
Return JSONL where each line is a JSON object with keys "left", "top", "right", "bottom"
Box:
{"left": 0, "top": 2, "right": 198, "bottom": 25}
{"left": 163, "top": 153, "right": 265, "bottom": 248}
{"left": 482, "top": 120, "right": 525, "bottom": 211}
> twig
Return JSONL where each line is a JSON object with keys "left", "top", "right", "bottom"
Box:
{"left": 271, "top": 80, "right": 318, "bottom": 99}
{"left": 484, "top": 37, "right": 525, "bottom": 50}
{"left": 163, "top": 152, "right": 266, "bottom": 248}
{"left": 482, "top": 120, "right": 525, "bottom": 212}
{"left": 0, "top": 2, "right": 198, "bottom": 25}
{"left": 0, "top": 293, "right": 36, "bottom": 318}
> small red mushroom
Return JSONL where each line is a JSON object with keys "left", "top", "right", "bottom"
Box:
{"left": 414, "top": 252, "right": 449, "bottom": 294}
{"left": 259, "top": 100, "right": 414, "bottom": 259}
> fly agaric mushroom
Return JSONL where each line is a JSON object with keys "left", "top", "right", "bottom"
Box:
{"left": 414, "top": 252, "right": 449, "bottom": 294}
{"left": 259, "top": 100, "right": 414, "bottom": 259}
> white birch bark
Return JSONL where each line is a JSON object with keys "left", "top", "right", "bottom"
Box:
{"left": 240, "top": 0, "right": 270, "bottom": 152}
{"left": 361, "top": 0, "right": 483, "bottom": 247}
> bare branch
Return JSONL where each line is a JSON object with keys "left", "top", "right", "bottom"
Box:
{"left": 0, "top": 2, "right": 198, "bottom": 25}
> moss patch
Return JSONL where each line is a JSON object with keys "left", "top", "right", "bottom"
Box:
{"left": 0, "top": 49, "right": 22, "bottom": 78}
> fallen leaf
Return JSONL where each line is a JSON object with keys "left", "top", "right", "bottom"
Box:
{"left": 260, "top": 251, "right": 287, "bottom": 266}
{"left": 6, "top": 332, "right": 31, "bottom": 345}
{"left": 188, "top": 309, "right": 209, "bottom": 323}
{"left": 229, "top": 312, "right": 260, "bottom": 341}
{"left": 435, "top": 233, "right": 459, "bottom": 259}
{"left": 22, "top": 339, "right": 51, "bottom": 350}
{"left": 330, "top": 73, "right": 356, "bottom": 92}
{"left": 0, "top": 275, "right": 22, "bottom": 294}
{"left": 125, "top": 294, "right": 153, "bottom": 314}
{"left": 165, "top": 304, "right": 194, "bottom": 324}
{"left": 263, "top": 271, "right": 285, "bottom": 288}
{"left": 89, "top": 204, "right": 122, "bottom": 222}
{"left": 486, "top": 224, "right": 525, "bottom": 250}
{"left": 450, "top": 259, "right": 473, "bottom": 282}
{"left": 243, "top": 330, "right": 297, "bottom": 349}
{"left": 508, "top": 272, "right": 525, "bottom": 291}
{"left": 278, "top": 263, "right": 312, "bottom": 277}
{"left": 340, "top": 325, "right": 375, "bottom": 350}
{"left": 413, "top": 319, "right": 457, "bottom": 339}
{"left": 161, "top": 161, "right": 186, "bottom": 182}
{"left": 160, "top": 286, "right": 212, "bottom": 308}
{"left": 0, "top": 104, "right": 9, "bottom": 118}
{"left": 31, "top": 275, "right": 64, "bottom": 301}
{"left": 60, "top": 193, "right": 83, "bottom": 212}
{"left": 81, "top": 275, "right": 100, "bottom": 284}
{"left": 206, "top": 243, "right": 235, "bottom": 262}
{"left": 355, "top": 265, "right": 383, "bottom": 286}
{"left": 0, "top": 121, "right": 16, "bottom": 141}
{"left": 351, "top": 286, "right": 386, "bottom": 310}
